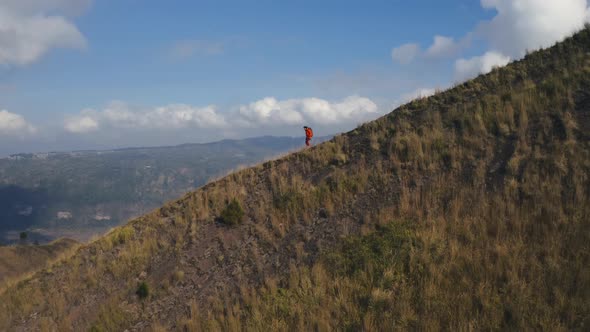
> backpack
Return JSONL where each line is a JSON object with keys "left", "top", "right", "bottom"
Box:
{"left": 306, "top": 127, "right": 314, "bottom": 138}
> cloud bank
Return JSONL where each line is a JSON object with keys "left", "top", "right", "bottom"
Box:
{"left": 0, "top": 0, "right": 89, "bottom": 66}
{"left": 63, "top": 96, "right": 379, "bottom": 134}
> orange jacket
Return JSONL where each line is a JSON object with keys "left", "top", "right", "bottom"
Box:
{"left": 305, "top": 127, "right": 313, "bottom": 139}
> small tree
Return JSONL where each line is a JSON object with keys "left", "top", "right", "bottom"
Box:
{"left": 136, "top": 282, "right": 149, "bottom": 299}
{"left": 220, "top": 199, "right": 245, "bottom": 225}
{"left": 19, "top": 232, "right": 28, "bottom": 244}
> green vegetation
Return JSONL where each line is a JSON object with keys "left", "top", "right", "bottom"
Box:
{"left": 0, "top": 27, "right": 589, "bottom": 331}
{"left": 220, "top": 199, "right": 245, "bottom": 225}
{"left": 136, "top": 282, "right": 149, "bottom": 299}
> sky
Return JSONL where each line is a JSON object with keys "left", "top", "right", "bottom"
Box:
{"left": 0, "top": 0, "right": 589, "bottom": 155}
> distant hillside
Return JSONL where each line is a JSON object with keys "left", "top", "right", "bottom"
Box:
{"left": 0, "top": 28, "right": 589, "bottom": 331}
{"left": 0, "top": 136, "right": 320, "bottom": 244}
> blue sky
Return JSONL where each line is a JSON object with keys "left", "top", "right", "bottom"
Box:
{"left": 0, "top": 0, "right": 589, "bottom": 155}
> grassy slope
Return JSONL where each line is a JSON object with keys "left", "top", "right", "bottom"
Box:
{"left": 0, "top": 239, "right": 79, "bottom": 290}
{"left": 1, "top": 27, "right": 589, "bottom": 331}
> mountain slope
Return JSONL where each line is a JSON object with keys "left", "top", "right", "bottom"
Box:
{"left": 0, "top": 239, "right": 79, "bottom": 290}
{"left": 1, "top": 27, "right": 589, "bottom": 331}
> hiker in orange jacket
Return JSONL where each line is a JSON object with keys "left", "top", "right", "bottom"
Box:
{"left": 304, "top": 126, "right": 313, "bottom": 146}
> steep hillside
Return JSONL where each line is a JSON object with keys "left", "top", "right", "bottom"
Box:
{"left": 1, "top": 27, "right": 589, "bottom": 331}
{"left": 0, "top": 136, "right": 310, "bottom": 244}
{"left": 0, "top": 239, "right": 79, "bottom": 290}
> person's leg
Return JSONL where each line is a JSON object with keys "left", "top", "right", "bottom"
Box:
{"left": 306, "top": 138, "right": 310, "bottom": 146}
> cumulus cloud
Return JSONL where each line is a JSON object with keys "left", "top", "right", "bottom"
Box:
{"left": 455, "top": 51, "right": 511, "bottom": 81}
{"left": 425, "top": 35, "right": 458, "bottom": 58}
{"left": 391, "top": 43, "right": 420, "bottom": 64}
{"left": 393, "top": 0, "right": 590, "bottom": 81}
{"left": 392, "top": 35, "right": 460, "bottom": 64}
{"left": 0, "top": 0, "right": 88, "bottom": 66}
{"left": 478, "top": 0, "right": 589, "bottom": 58}
{"left": 457, "top": 0, "right": 590, "bottom": 81}
{"left": 170, "top": 40, "right": 224, "bottom": 60}
{"left": 64, "top": 101, "right": 228, "bottom": 133}
{"left": 64, "top": 113, "right": 98, "bottom": 133}
{"left": 65, "top": 96, "right": 379, "bottom": 134}
{"left": 238, "top": 96, "right": 378, "bottom": 126}
{"left": 0, "top": 110, "right": 36, "bottom": 135}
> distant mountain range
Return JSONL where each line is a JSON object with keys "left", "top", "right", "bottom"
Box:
{"left": 0, "top": 136, "right": 328, "bottom": 244}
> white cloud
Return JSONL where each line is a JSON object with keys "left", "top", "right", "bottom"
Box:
{"left": 150, "top": 104, "right": 227, "bottom": 129}
{"left": 451, "top": 0, "right": 590, "bottom": 82}
{"left": 65, "top": 96, "right": 379, "bottom": 134}
{"left": 455, "top": 51, "right": 511, "bottom": 81}
{"left": 478, "top": 0, "right": 589, "bottom": 58}
{"left": 0, "top": 0, "right": 88, "bottom": 66}
{"left": 64, "top": 101, "right": 228, "bottom": 133}
{"left": 391, "top": 43, "right": 420, "bottom": 64}
{"left": 425, "top": 35, "right": 457, "bottom": 58}
{"left": 401, "top": 88, "right": 437, "bottom": 103}
{"left": 238, "top": 96, "right": 378, "bottom": 126}
{"left": 238, "top": 97, "right": 304, "bottom": 126}
{"left": 170, "top": 40, "right": 224, "bottom": 60}
{"left": 64, "top": 113, "right": 98, "bottom": 133}
{"left": 392, "top": 0, "right": 590, "bottom": 82}
{"left": 0, "top": 110, "right": 36, "bottom": 135}
{"left": 391, "top": 35, "right": 461, "bottom": 65}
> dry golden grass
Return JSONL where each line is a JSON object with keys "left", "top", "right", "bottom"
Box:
{"left": 175, "top": 27, "right": 590, "bottom": 331}
{"left": 0, "top": 238, "right": 79, "bottom": 292}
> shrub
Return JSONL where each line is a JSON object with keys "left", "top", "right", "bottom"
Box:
{"left": 220, "top": 199, "right": 245, "bottom": 225}
{"left": 136, "top": 282, "right": 149, "bottom": 299}
{"left": 111, "top": 227, "right": 134, "bottom": 246}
